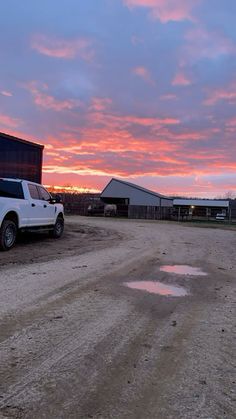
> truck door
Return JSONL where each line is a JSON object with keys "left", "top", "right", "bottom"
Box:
{"left": 37, "top": 186, "right": 55, "bottom": 224}
{"left": 28, "top": 184, "right": 54, "bottom": 226}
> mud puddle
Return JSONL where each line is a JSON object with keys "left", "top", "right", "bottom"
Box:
{"left": 124, "top": 281, "right": 188, "bottom": 297}
{"left": 160, "top": 265, "right": 207, "bottom": 276}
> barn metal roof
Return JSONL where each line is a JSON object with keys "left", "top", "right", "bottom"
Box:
{"left": 174, "top": 199, "right": 229, "bottom": 207}
{"left": 101, "top": 178, "right": 173, "bottom": 200}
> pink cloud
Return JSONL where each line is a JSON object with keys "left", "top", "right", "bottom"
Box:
{"left": 122, "top": 115, "right": 180, "bottom": 126}
{"left": 89, "top": 97, "right": 112, "bottom": 112}
{"left": 226, "top": 117, "right": 236, "bottom": 127}
{"left": 25, "top": 81, "right": 81, "bottom": 111}
{"left": 39, "top": 114, "right": 236, "bottom": 193}
{"left": 182, "top": 27, "right": 236, "bottom": 65}
{"left": 85, "top": 109, "right": 180, "bottom": 131}
{"left": 172, "top": 72, "right": 192, "bottom": 86}
{"left": 225, "top": 117, "right": 236, "bottom": 133}
{"left": 1, "top": 91, "right": 13, "bottom": 97}
{"left": 0, "top": 113, "right": 21, "bottom": 128}
{"left": 34, "top": 93, "right": 79, "bottom": 111}
{"left": 204, "top": 82, "right": 236, "bottom": 106}
{"left": 31, "top": 34, "right": 94, "bottom": 61}
{"left": 186, "top": 28, "right": 236, "bottom": 56}
{"left": 43, "top": 141, "right": 235, "bottom": 180}
{"left": 17, "top": 92, "right": 234, "bottom": 194}
{"left": 132, "top": 66, "right": 155, "bottom": 85}
{"left": 123, "top": 0, "right": 198, "bottom": 23}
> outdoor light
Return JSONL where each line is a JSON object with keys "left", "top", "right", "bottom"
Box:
{"left": 191, "top": 206, "right": 195, "bottom": 209}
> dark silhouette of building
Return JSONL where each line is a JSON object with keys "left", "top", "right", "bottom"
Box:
{"left": 0, "top": 132, "right": 44, "bottom": 183}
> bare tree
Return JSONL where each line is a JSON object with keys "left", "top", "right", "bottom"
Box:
{"left": 223, "top": 191, "right": 236, "bottom": 199}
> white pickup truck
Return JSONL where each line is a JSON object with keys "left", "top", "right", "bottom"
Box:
{"left": 0, "top": 178, "right": 64, "bottom": 251}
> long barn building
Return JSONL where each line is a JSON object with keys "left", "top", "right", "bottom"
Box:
{"left": 0, "top": 132, "right": 44, "bottom": 183}
{"left": 101, "top": 178, "right": 173, "bottom": 219}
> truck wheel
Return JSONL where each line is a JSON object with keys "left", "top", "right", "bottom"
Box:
{"left": 49, "top": 216, "right": 64, "bottom": 238}
{"left": 0, "top": 220, "right": 17, "bottom": 251}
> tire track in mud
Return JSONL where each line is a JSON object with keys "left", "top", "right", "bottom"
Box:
{"left": 0, "top": 247, "right": 157, "bottom": 344}
{"left": 0, "top": 222, "right": 123, "bottom": 269}
{"left": 0, "top": 296, "right": 196, "bottom": 419}
{"left": 72, "top": 301, "right": 203, "bottom": 419}
{"left": 163, "top": 288, "right": 236, "bottom": 419}
{"left": 0, "top": 301, "right": 131, "bottom": 409}
{"left": 207, "top": 300, "right": 236, "bottom": 419}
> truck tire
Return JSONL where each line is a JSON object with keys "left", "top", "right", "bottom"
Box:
{"left": 49, "top": 216, "right": 64, "bottom": 239}
{"left": 0, "top": 219, "right": 17, "bottom": 251}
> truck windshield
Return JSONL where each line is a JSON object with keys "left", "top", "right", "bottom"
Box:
{"left": 0, "top": 180, "right": 24, "bottom": 199}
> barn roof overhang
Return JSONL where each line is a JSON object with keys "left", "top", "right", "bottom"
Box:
{"left": 0, "top": 132, "right": 44, "bottom": 149}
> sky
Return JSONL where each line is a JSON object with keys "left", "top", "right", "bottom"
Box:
{"left": 0, "top": 0, "right": 236, "bottom": 197}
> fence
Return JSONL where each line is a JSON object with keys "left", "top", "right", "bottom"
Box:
{"left": 58, "top": 199, "right": 172, "bottom": 220}
{"left": 51, "top": 193, "right": 101, "bottom": 216}
{"left": 63, "top": 202, "right": 90, "bottom": 216}
{"left": 128, "top": 205, "right": 172, "bottom": 220}
{"left": 171, "top": 207, "right": 236, "bottom": 224}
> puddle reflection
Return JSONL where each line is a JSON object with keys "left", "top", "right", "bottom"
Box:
{"left": 160, "top": 265, "right": 207, "bottom": 276}
{"left": 124, "top": 281, "right": 188, "bottom": 297}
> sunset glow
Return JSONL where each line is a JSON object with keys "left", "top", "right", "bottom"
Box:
{"left": 0, "top": 1, "right": 236, "bottom": 197}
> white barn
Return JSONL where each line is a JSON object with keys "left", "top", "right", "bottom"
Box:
{"left": 101, "top": 178, "right": 173, "bottom": 206}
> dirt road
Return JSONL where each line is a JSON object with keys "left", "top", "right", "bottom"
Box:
{"left": 0, "top": 216, "right": 235, "bottom": 419}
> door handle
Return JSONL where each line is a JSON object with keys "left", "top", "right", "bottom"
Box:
{"left": 44, "top": 204, "right": 47, "bottom": 208}
{"left": 31, "top": 203, "right": 35, "bottom": 207}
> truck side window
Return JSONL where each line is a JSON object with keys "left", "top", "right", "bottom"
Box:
{"left": 28, "top": 184, "right": 40, "bottom": 200}
{"left": 37, "top": 186, "right": 51, "bottom": 201}
{"left": 0, "top": 180, "right": 24, "bottom": 199}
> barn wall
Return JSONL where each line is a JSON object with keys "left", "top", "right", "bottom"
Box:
{"left": 0, "top": 133, "right": 43, "bottom": 183}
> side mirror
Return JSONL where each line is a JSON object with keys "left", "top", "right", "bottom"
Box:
{"left": 55, "top": 194, "right": 62, "bottom": 203}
